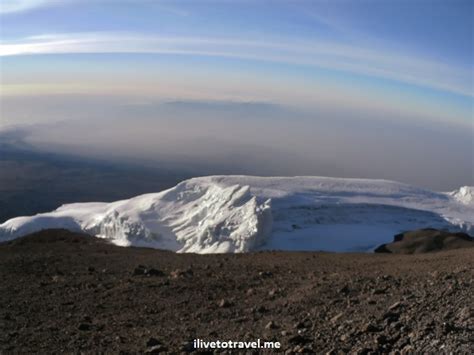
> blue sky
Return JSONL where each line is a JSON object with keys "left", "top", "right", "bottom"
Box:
{"left": 0, "top": 0, "right": 472, "bottom": 188}
{"left": 1, "top": 1, "right": 472, "bottom": 100}
{"left": 1, "top": 0, "right": 472, "bottom": 66}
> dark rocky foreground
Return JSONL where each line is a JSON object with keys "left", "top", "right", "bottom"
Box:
{"left": 0, "top": 229, "right": 472, "bottom": 354}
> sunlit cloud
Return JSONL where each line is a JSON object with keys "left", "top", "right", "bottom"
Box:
{"left": 1, "top": 32, "right": 472, "bottom": 98}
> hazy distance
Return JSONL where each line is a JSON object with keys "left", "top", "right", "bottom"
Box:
{"left": 1, "top": 94, "right": 472, "bottom": 191}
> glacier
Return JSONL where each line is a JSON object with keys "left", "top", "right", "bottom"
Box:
{"left": 0, "top": 176, "right": 472, "bottom": 253}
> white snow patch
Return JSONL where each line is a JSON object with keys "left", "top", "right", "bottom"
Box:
{"left": 0, "top": 176, "right": 472, "bottom": 253}
{"left": 450, "top": 186, "right": 474, "bottom": 205}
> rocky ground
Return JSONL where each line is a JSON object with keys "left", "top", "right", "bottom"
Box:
{"left": 0, "top": 229, "right": 472, "bottom": 354}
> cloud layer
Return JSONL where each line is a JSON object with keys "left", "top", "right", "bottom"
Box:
{"left": 1, "top": 32, "right": 471, "bottom": 97}
{"left": 0, "top": 0, "right": 54, "bottom": 13}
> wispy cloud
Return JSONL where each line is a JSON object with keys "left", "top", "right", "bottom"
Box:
{"left": 0, "top": 31, "right": 472, "bottom": 97}
{"left": 0, "top": 0, "right": 57, "bottom": 14}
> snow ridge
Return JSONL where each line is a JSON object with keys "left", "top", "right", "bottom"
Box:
{"left": 0, "top": 179, "right": 272, "bottom": 253}
{"left": 0, "top": 176, "right": 472, "bottom": 253}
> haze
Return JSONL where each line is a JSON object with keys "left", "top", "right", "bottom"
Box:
{"left": 1, "top": 0, "right": 473, "bottom": 191}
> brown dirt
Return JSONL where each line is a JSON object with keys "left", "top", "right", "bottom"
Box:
{"left": 0, "top": 229, "right": 472, "bottom": 354}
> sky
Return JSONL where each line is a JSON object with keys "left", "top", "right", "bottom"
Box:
{"left": 0, "top": 0, "right": 473, "bottom": 189}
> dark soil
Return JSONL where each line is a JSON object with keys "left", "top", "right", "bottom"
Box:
{"left": 0, "top": 229, "right": 472, "bottom": 354}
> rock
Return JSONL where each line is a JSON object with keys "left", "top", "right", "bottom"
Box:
{"left": 133, "top": 265, "right": 165, "bottom": 277}
{"left": 268, "top": 288, "right": 278, "bottom": 297}
{"left": 218, "top": 299, "right": 232, "bottom": 308}
{"left": 375, "top": 229, "right": 474, "bottom": 254}
{"left": 353, "top": 347, "right": 372, "bottom": 355}
{"left": 170, "top": 269, "right": 193, "bottom": 279}
{"left": 265, "top": 321, "right": 277, "bottom": 329}
{"left": 339, "top": 285, "right": 350, "bottom": 295}
{"left": 146, "top": 338, "right": 161, "bottom": 347}
{"left": 388, "top": 301, "right": 403, "bottom": 311}
{"left": 382, "top": 311, "right": 400, "bottom": 322}
{"left": 340, "top": 334, "right": 349, "bottom": 341}
{"left": 441, "top": 322, "right": 454, "bottom": 335}
{"left": 145, "top": 345, "right": 167, "bottom": 353}
{"left": 389, "top": 321, "right": 402, "bottom": 331}
{"left": 362, "top": 323, "right": 381, "bottom": 333}
{"left": 259, "top": 271, "right": 273, "bottom": 278}
{"left": 298, "top": 345, "right": 314, "bottom": 353}
{"left": 294, "top": 319, "right": 312, "bottom": 329}
{"left": 330, "top": 312, "right": 344, "bottom": 324}
{"left": 181, "top": 341, "right": 195, "bottom": 352}
{"left": 78, "top": 323, "right": 91, "bottom": 331}
{"left": 288, "top": 334, "right": 311, "bottom": 345}
{"left": 133, "top": 265, "right": 147, "bottom": 276}
{"left": 408, "top": 331, "right": 420, "bottom": 341}
{"left": 402, "top": 345, "right": 414, "bottom": 352}
{"left": 147, "top": 268, "right": 165, "bottom": 277}
{"left": 375, "top": 335, "right": 388, "bottom": 345}
{"left": 457, "top": 306, "right": 471, "bottom": 322}
{"left": 145, "top": 338, "right": 167, "bottom": 353}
